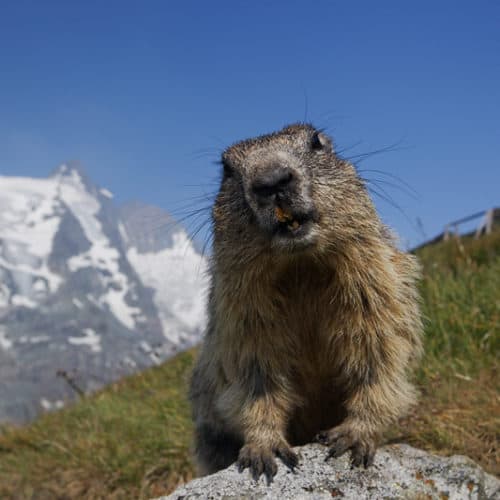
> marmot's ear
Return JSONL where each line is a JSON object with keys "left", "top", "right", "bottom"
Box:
{"left": 311, "top": 131, "right": 334, "bottom": 153}
{"left": 219, "top": 152, "right": 234, "bottom": 179}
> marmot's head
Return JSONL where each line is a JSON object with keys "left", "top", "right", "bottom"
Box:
{"left": 213, "top": 124, "right": 377, "bottom": 257}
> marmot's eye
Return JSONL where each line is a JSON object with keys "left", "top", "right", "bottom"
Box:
{"left": 311, "top": 132, "right": 324, "bottom": 151}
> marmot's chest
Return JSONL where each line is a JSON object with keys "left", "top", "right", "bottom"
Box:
{"left": 269, "top": 284, "right": 340, "bottom": 374}
{"left": 273, "top": 270, "right": 338, "bottom": 336}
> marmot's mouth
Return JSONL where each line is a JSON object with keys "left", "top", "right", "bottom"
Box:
{"left": 272, "top": 205, "right": 317, "bottom": 243}
{"left": 275, "top": 206, "right": 301, "bottom": 232}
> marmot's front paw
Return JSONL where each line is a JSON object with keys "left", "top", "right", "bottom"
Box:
{"left": 316, "top": 425, "right": 376, "bottom": 468}
{"left": 237, "top": 441, "right": 299, "bottom": 482}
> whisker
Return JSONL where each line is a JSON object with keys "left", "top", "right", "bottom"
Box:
{"left": 362, "top": 178, "right": 401, "bottom": 207}
{"left": 201, "top": 230, "right": 214, "bottom": 261}
{"left": 168, "top": 197, "right": 216, "bottom": 215}
{"left": 139, "top": 205, "right": 212, "bottom": 241}
{"left": 336, "top": 140, "right": 364, "bottom": 156}
{"left": 344, "top": 141, "right": 409, "bottom": 163}
{"left": 366, "top": 185, "right": 418, "bottom": 232}
{"left": 362, "top": 177, "right": 420, "bottom": 201}
{"left": 357, "top": 168, "right": 418, "bottom": 197}
{"left": 189, "top": 147, "right": 223, "bottom": 161}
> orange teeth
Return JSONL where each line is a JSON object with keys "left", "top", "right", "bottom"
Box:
{"left": 275, "top": 206, "right": 293, "bottom": 222}
{"left": 275, "top": 206, "right": 300, "bottom": 230}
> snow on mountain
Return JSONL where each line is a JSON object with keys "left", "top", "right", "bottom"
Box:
{"left": 59, "top": 168, "right": 142, "bottom": 330}
{"left": 0, "top": 164, "right": 208, "bottom": 424}
{"left": 0, "top": 174, "right": 64, "bottom": 300}
{"left": 127, "top": 231, "right": 207, "bottom": 346}
{"left": 119, "top": 201, "right": 209, "bottom": 347}
{"left": 68, "top": 328, "right": 102, "bottom": 353}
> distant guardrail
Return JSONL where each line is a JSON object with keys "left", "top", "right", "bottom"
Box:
{"left": 413, "top": 207, "right": 499, "bottom": 251}
{"left": 444, "top": 208, "right": 497, "bottom": 240}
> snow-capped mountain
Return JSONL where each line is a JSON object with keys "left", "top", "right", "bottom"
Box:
{"left": 0, "top": 164, "right": 208, "bottom": 423}
{"left": 120, "top": 202, "right": 208, "bottom": 347}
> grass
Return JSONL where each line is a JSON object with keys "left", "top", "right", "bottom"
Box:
{"left": 0, "top": 232, "right": 498, "bottom": 498}
{"left": 393, "top": 231, "right": 500, "bottom": 474}
{"left": 0, "top": 351, "right": 196, "bottom": 499}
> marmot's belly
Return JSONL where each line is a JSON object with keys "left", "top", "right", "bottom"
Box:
{"left": 286, "top": 381, "right": 347, "bottom": 445}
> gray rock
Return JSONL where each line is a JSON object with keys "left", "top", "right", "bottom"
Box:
{"left": 158, "top": 444, "right": 499, "bottom": 500}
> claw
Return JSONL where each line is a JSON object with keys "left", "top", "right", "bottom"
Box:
{"left": 325, "top": 437, "right": 351, "bottom": 461}
{"left": 263, "top": 455, "right": 278, "bottom": 483}
{"left": 237, "top": 442, "right": 294, "bottom": 481}
{"left": 318, "top": 425, "right": 377, "bottom": 468}
{"left": 276, "top": 446, "right": 299, "bottom": 471}
{"left": 363, "top": 450, "right": 375, "bottom": 468}
{"left": 250, "top": 455, "right": 264, "bottom": 481}
{"left": 238, "top": 454, "right": 250, "bottom": 472}
{"left": 350, "top": 447, "right": 364, "bottom": 468}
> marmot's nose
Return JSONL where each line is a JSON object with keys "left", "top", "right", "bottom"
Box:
{"left": 251, "top": 167, "right": 294, "bottom": 201}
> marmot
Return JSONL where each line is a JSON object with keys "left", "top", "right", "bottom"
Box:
{"left": 189, "top": 123, "right": 423, "bottom": 481}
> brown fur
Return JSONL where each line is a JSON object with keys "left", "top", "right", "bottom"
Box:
{"left": 189, "top": 124, "right": 423, "bottom": 480}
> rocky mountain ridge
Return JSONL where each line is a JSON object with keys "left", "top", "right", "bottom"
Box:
{"left": 0, "top": 163, "right": 208, "bottom": 423}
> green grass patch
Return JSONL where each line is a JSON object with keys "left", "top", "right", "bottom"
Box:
{"left": 417, "top": 233, "right": 499, "bottom": 377}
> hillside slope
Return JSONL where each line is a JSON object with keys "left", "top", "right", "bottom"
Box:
{"left": 0, "top": 232, "right": 498, "bottom": 499}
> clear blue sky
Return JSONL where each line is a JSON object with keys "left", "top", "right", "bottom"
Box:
{"left": 1, "top": 0, "right": 499, "bottom": 248}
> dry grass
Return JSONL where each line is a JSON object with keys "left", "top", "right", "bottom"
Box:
{"left": 389, "top": 368, "right": 499, "bottom": 475}
{"left": 0, "top": 232, "right": 498, "bottom": 498}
